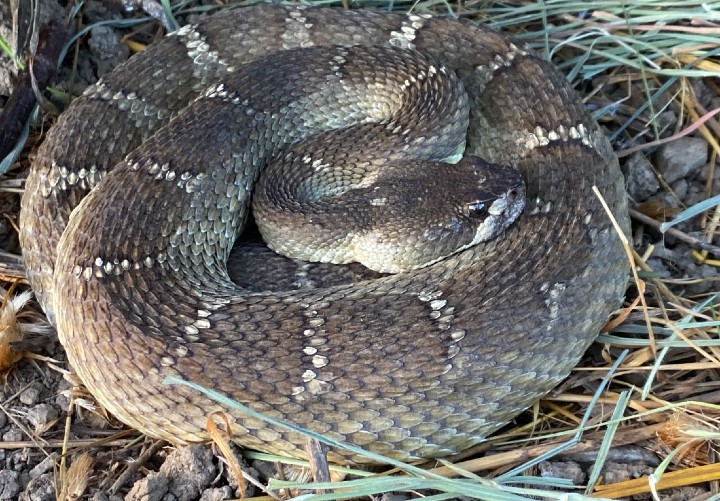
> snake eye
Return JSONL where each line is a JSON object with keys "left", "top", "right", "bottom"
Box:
{"left": 467, "top": 201, "right": 487, "bottom": 218}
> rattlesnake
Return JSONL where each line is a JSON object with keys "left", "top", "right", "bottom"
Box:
{"left": 20, "top": 5, "right": 629, "bottom": 464}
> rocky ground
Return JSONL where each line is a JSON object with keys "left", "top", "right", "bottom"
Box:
{"left": 0, "top": 0, "right": 718, "bottom": 500}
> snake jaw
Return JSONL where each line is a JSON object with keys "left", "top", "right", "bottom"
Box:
{"left": 471, "top": 182, "right": 526, "bottom": 244}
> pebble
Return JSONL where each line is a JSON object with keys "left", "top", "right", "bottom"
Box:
{"left": 19, "top": 387, "right": 41, "bottom": 406}
{"left": 623, "top": 152, "right": 659, "bottom": 201}
{"left": 199, "top": 486, "right": 233, "bottom": 501}
{"left": 126, "top": 446, "right": 216, "bottom": 501}
{"left": 125, "top": 475, "right": 168, "bottom": 501}
{"left": 671, "top": 178, "right": 688, "bottom": 201}
{"left": 2, "top": 429, "right": 23, "bottom": 443}
{"left": 655, "top": 136, "right": 708, "bottom": 184}
{"left": 601, "top": 461, "right": 653, "bottom": 484}
{"left": 29, "top": 453, "right": 57, "bottom": 479}
{"left": 92, "top": 491, "right": 124, "bottom": 501}
{"left": 27, "top": 404, "right": 59, "bottom": 430}
{"left": 538, "top": 460, "right": 585, "bottom": 486}
{"left": 0, "top": 470, "right": 20, "bottom": 500}
{"left": 88, "top": 25, "right": 130, "bottom": 76}
{"left": 685, "top": 262, "right": 719, "bottom": 296}
{"left": 22, "top": 472, "right": 55, "bottom": 501}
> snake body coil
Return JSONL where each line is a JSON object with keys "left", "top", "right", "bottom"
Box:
{"left": 20, "top": 5, "right": 629, "bottom": 464}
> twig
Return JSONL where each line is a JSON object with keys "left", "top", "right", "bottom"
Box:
{"left": 109, "top": 439, "right": 167, "bottom": 494}
{"left": 630, "top": 208, "right": 720, "bottom": 257}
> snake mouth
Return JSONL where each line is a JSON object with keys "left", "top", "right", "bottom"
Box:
{"left": 468, "top": 176, "right": 526, "bottom": 247}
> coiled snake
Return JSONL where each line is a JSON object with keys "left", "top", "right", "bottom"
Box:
{"left": 20, "top": 5, "right": 629, "bottom": 464}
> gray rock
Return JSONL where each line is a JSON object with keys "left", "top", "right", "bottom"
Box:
{"left": 125, "top": 474, "right": 169, "bottom": 501}
{"left": 684, "top": 183, "right": 708, "bottom": 207}
{"left": 538, "top": 460, "right": 585, "bottom": 486}
{"left": 655, "top": 136, "right": 708, "bottom": 183}
{"left": 199, "top": 486, "right": 233, "bottom": 501}
{"left": 92, "top": 491, "right": 124, "bottom": 501}
{"left": 88, "top": 25, "right": 130, "bottom": 76}
{"left": 650, "top": 242, "right": 682, "bottom": 262}
{"left": 657, "top": 110, "right": 677, "bottom": 132}
{"left": 29, "top": 454, "right": 57, "bottom": 479}
{"left": 54, "top": 379, "right": 72, "bottom": 410}
{"left": 159, "top": 445, "right": 215, "bottom": 501}
{"left": 0, "top": 470, "right": 21, "bottom": 500}
{"left": 660, "top": 486, "right": 709, "bottom": 501}
{"left": 2, "top": 428, "right": 23, "bottom": 443}
{"left": 20, "top": 472, "right": 54, "bottom": 501}
{"left": 671, "top": 178, "right": 688, "bottom": 201}
{"left": 685, "top": 263, "right": 719, "bottom": 296}
{"left": 601, "top": 460, "right": 653, "bottom": 484}
{"left": 699, "top": 163, "right": 720, "bottom": 183}
{"left": 623, "top": 152, "right": 659, "bottom": 201}
{"left": 379, "top": 494, "right": 412, "bottom": 501}
{"left": 646, "top": 258, "right": 673, "bottom": 279}
{"left": 27, "top": 404, "right": 59, "bottom": 431}
{"left": 127, "top": 446, "right": 215, "bottom": 501}
{"left": 19, "top": 387, "right": 41, "bottom": 406}
{"left": 692, "top": 79, "right": 716, "bottom": 109}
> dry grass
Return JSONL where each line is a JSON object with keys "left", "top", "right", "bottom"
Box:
{"left": 0, "top": 0, "right": 719, "bottom": 499}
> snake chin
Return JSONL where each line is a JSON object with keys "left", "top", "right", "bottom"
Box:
{"left": 471, "top": 181, "right": 526, "bottom": 246}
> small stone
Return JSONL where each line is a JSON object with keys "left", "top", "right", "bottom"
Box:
{"left": 7, "top": 449, "right": 29, "bottom": 472}
{"left": 92, "top": 491, "right": 124, "bottom": 501}
{"left": 538, "top": 460, "right": 585, "bottom": 486}
{"left": 2, "top": 429, "right": 23, "bottom": 443}
{"left": 601, "top": 461, "right": 653, "bottom": 484}
{"left": 19, "top": 387, "right": 41, "bottom": 406}
{"left": 126, "top": 445, "right": 216, "bottom": 501}
{"left": 0, "top": 410, "right": 7, "bottom": 428}
{"left": 126, "top": 474, "right": 169, "bottom": 501}
{"left": 685, "top": 263, "right": 719, "bottom": 296}
{"left": 55, "top": 379, "right": 72, "bottom": 410}
{"left": 27, "top": 404, "right": 59, "bottom": 430}
{"left": 623, "top": 152, "right": 659, "bottom": 201}
{"left": 699, "top": 163, "right": 720, "bottom": 183}
{"left": 684, "top": 183, "right": 708, "bottom": 207}
{"left": 29, "top": 453, "right": 58, "bottom": 479}
{"left": 199, "top": 486, "right": 233, "bottom": 501}
{"left": 22, "top": 472, "right": 55, "bottom": 501}
{"left": 692, "top": 80, "right": 715, "bottom": 109}
{"left": 160, "top": 445, "right": 215, "bottom": 501}
{"left": 660, "top": 486, "right": 709, "bottom": 501}
{"left": 649, "top": 242, "right": 682, "bottom": 262}
{"left": 0, "top": 470, "right": 21, "bottom": 500}
{"left": 646, "top": 258, "right": 673, "bottom": 279}
{"left": 671, "top": 178, "right": 688, "bottom": 201}
{"left": 655, "top": 136, "right": 708, "bottom": 184}
{"left": 88, "top": 25, "right": 130, "bottom": 76}
{"left": 89, "top": 25, "right": 128, "bottom": 61}
{"left": 656, "top": 110, "right": 677, "bottom": 132}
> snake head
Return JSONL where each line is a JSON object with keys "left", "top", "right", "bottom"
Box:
{"left": 460, "top": 156, "right": 526, "bottom": 245}
{"left": 341, "top": 156, "right": 526, "bottom": 273}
